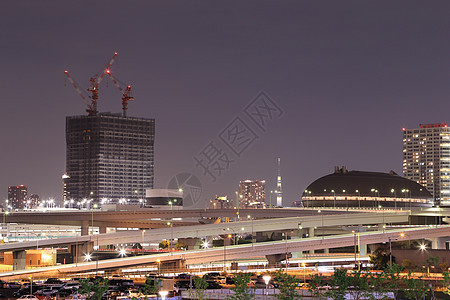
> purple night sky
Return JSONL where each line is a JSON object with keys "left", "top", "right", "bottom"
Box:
{"left": 2, "top": 1, "right": 450, "bottom": 207}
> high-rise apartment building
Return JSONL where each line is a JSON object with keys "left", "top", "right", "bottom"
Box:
{"left": 65, "top": 113, "right": 155, "bottom": 203}
{"left": 238, "top": 180, "right": 266, "bottom": 208}
{"left": 403, "top": 123, "right": 450, "bottom": 205}
{"left": 28, "top": 194, "right": 40, "bottom": 208}
{"left": 7, "top": 185, "right": 28, "bottom": 210}
{"left": 209, "top": 196, "right": 232, "bottom": 209}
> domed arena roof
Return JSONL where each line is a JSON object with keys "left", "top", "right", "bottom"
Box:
{"left": 303, "top": 166, "right": 432, "bottom": 199}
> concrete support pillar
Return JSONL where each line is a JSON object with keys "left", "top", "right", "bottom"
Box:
{"left": 12, "top": 250, "right": 26, "bottom": 270}
{"left": 324, "top": 248, "right": 329, "bottom": 254}
{"left": 309, "top": 227, "right": 315, "bottom": 254}
{"left": 266, "top": 253, "right": 292, "bottom": 267}
{"left": 255, "top": 232, "right": 267, "bottom": 243}
{"left": 81, "top": 220, "right": 89, "bottom": 236}
{"left": 224, "top": 237, "right": 232, "bottom": 246}
{"left": 292, "top": 251, "right": 303, "bottom": 258}
{"left": 378, "top": 223, "right": 385, "bottom": 232}
{"left": 430, "top": 237, "right": 447, "bottom": 250}
{"left": 69, "top": 241, "right": 94, "bottom": 263}
{"left": 159, "top": 259, "right": 186, "bottom": 273}
{"left": 99, "top": 227, "right": 107, "bottom": 234}
{"left": 178, "top": 238, "right": 202, "bottom": 250}
{"left": 359, "top": 244, "right": 367, "bottom": 256}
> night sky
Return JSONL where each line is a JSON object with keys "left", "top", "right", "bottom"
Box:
{"left": 2, "top": 1, "right": 450, "bottom": 207}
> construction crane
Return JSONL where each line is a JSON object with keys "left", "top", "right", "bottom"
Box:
{"left": 64, "top": 52, "right": 118, "bottom": 116}
{"left": 105, "top": 70, "right": 134, "bottom": 117}
{"left": 87, "top": 52, "right": 118, "bottom": 115}
{"left": 64, "top": 70, "right": 95, "bottom": 114}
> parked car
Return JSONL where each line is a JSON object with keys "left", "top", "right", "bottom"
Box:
{"left": 63, "top": 282, "right": 80, "bottom": 290}
{"left": 203, "top": 272, "right": 226, "bottom": 284}
{"left": 18, "top": 295, "right": 39, "bottom": 300}
{"left": 206, "top": 281, "right": 223, "bottom": 289}
{"left": 33, "top": 292, "right": 50, "bottom": 300}
{"left": 174, "top": 273, "right": 190, "bottom": 280}
{"left": 7, "top": 281, "right": 22, "bottom": 289}
{"left": 14, "top": 286, "right": 42, "bottom": 298}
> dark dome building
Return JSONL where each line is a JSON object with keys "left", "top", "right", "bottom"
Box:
{"left": 295, "top": 166, "right": 433, "bottom": 208}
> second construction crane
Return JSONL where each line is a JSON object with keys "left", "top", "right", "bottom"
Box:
{"left": 64, "top": 52, "right": 118, "bottom": 116}
{"left": 106, "top": 70, "right": 135, "bottom": 117}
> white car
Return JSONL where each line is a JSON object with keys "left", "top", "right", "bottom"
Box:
{"left": 18, "top": 295, "right": 39, "bottom": 300}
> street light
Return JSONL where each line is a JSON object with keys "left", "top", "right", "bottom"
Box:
{"left": 141, "top": 230, "right": 146, "bottom": 255}
{"left": 159, "top": 291, "right": 168, "bottom": 300}
{"left": 224, "top": 234, "right": 232, "bottom": 272}
{"left": 355, "top": 190, "right": 361, "bottom": 208}
{"left": 352, "top": 230, "right": 357, "bottom": 269}
{"left": 389, "top": 232, "right": 405, "bottom": 266}
{"left": 168, "top": 200, "right": 174, "bottom": 253}
{"left": 247, "top": 215, "right": 254, "bottom": 247}
{"left": 91, "top": 203, "right": 98, "bottom": 235}
{"left": 3, "top": 211, "right": 9, "bottom": 240}
{"left": 263, "top": 275, "right": 271, "bottom": 296}
{"left": 157, "top": 258, "right": 161, "bottom": 274}
{"left": 391, "top": 189, "right": 397, "bottom": 209}
{"left": 331, "top": 190, "right": 336, "bottom": 207}
{"left": 301, "top": 262, "right": 306, "bottom": 286}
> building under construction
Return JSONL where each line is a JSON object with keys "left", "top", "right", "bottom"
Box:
{"left": 64, "top": 53, "right": 154, "bottom": 204}
{"left": 65, "top": 113, "right": 155, "bottom": 204}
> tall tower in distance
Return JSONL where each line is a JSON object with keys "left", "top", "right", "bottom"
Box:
{"left": 275, "top": 157, "right": 283, "bottom": 207}
{"left": 403, "top": 123, "right": 450, "bottom": 206}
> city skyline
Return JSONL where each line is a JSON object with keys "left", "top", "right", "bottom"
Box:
{"left": 2, "top": 2, "right": 450, "bottom": 207}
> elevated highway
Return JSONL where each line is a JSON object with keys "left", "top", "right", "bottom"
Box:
{"left": 4, "top": 207, "right": 446, "bottom": 230}
{"left": 2, "top": 208, "right": 374, "bottom": 229}
{"left": 0, "top": 211, "right": 409, "bottom": 252}
{"left": 1, "top": 225, "right": 449, "bottom": 279}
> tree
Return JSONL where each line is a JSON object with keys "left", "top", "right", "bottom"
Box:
{"left": 366, "top": 271, "right": 388, "bottom": 300}
{"left": 227, "top": 273, "right": 254, "bottom": 300}
{"left": 441, "top": 271, "right": 450, "bottom": 296}
{"left": 307, "top": 273, "right": 324, "bottom": 299}
{"left": 189, "top": 276, "right": 208, "bottom": 300}
{"left": 176, "top": 241, "right": 187, "bottom": 250}
{"left": 137, "top": 276, "right": 161, "bottom": 299}
{"left": 382, "top": 264, "right": 404, "bottom": 300}
{"left": 347, "top": 270, "right": 371, "bottom": 300}
{"left": 425, "top": 256, "right": 440, "bottom": 300}
{"left": 273, "top": 269, "right": 301, "bottom": 300}
{"left": 402, "top": 259, "right": 414, "bottom": 270}
{"left": 425, "top": 255, "right": 439, "bottom": 274}
{"left": 159, "top": 240, "right": 169, "bottom": 249}
{"left": 78, "top": 278, "right": 109, "bottom": 300}
{"left": 325, "top": 268, "right": 350, "bottom": 300}
{"left": 403, "top": 270, "right": 429, "bottom": 300}
{"left": 369, "top": 245, "right": 389, "bottom": 270}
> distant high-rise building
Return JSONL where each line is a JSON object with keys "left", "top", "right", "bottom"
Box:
{"left": 209, "top": 196, "right": 232, "bottom": 209}
{"left": 275, "top": 157, "right": 283, "bottom": 207}
{"left": 65, "top": 113, "right": 155, "bottom": 204}
{"left": 28, "top": 194, "right": 40, "bottom": 208}
{"left": 403, "top": 123, "right": 450, "bottom": 205}
{"left": 7, "top": 185, "right": 28, "bottom": 210}
{"left": 238, "top": 180, "right": 266, "bottom": 208}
